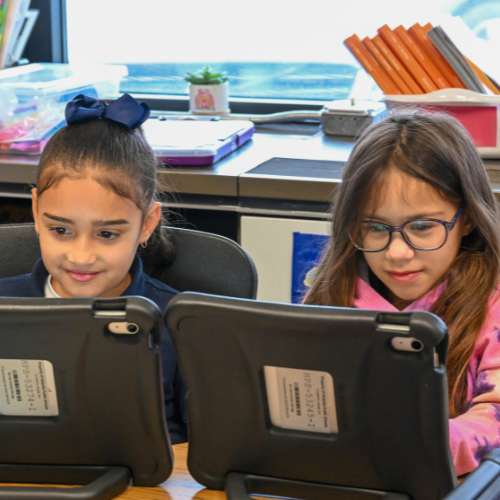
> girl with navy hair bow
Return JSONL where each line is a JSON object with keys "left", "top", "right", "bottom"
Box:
{"left": 0, "top": 93, "right": 187, "bottom": 444}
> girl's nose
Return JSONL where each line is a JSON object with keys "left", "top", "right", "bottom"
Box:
{"left": 385, "top": 232, "right": 416, "bottom": 261}
{"left": 66, "top": 237, "right": 97, "bottom": 266}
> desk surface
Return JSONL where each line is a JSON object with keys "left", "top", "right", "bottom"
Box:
{"left": 2, "top": 444, "right": 224, "bottom": 500}
{"left": 0, "top": 126, "right": 354, "bottom": 203}
{"left": 116, "top": 443, "right": 223, "bottom": 500}
{"left": 1, "top": 125, "right": 500, "bottom": 204}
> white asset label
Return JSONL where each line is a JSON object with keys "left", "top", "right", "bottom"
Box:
{"left": 264, "top": 366, "right": 338, "bottom": 434}
{"left": 0, "top": 359, "right": 59, "bottom": 416}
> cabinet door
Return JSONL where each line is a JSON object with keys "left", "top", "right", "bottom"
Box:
{"left": 240, "top": 216, "right": 330, "bottom": 303}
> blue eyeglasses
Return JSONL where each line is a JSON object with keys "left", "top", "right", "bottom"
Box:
{"left": 351, "top": 207, "right": 464, "bottom": 252}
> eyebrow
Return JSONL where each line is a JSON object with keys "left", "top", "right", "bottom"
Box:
{"left": 43, "top": 213, "right": 130, "bottom": 226}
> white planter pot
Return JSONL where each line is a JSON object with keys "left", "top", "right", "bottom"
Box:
{"left": 189, "top": 82, "right": 230, "bottom": 115}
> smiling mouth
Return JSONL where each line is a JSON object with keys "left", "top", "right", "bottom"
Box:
{"left": 387, "top": 270, "right": 422, "bottom": 283}
{"left": 66, "top": 270, "right": 101, "bottom": 283}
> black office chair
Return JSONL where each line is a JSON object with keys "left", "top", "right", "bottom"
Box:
{"left": 0, "top": 223, "right": 257, "bottom": 299}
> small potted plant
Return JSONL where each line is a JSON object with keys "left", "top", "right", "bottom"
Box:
{"left": 185, "top": 66, "right": 230, "bottom": 115}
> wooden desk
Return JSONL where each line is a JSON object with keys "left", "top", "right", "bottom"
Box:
{"left": 117, "top": 443, "right": 224, "bottom": 500}
{"left": 1, "top": 444, "right": 224, "bottom": 500}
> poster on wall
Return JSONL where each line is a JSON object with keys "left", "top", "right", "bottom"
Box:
{"left": 291, "top": 232, "right": 329, "bottom": 304}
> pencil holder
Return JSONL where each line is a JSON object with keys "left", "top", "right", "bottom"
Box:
{"left": 385, "top": 89, "right": 500, "bottom": 158}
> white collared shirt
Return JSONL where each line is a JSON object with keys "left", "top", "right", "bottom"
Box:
{"left": 44, "top": 276, "right": 62, "bottom": 298}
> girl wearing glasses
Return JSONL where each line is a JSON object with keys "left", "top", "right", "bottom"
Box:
{"left": 305, "top": 113, "right": 500, "bottom": 475}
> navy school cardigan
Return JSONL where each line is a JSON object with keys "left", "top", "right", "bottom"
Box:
{"left": 0, "top": 255, "right": 187, "bottom": 444}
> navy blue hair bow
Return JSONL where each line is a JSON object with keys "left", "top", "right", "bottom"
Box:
{"left": 65, "top": 93, "right": 150, "bottom": 128}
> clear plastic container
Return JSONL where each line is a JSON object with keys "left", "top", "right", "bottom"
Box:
{"left": 0, "top": 63, "right": 128, "bottom": 154}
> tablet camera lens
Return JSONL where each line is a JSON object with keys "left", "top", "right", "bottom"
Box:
{"left": 127, "top": 323, "right": 139, "bottom": 333}
{"left": 411, "top": 340, "right": 423, "bottom": 351}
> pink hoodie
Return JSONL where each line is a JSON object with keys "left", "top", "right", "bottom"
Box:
{"left": 354, "top": 276, "right": 500, "bottom": 476}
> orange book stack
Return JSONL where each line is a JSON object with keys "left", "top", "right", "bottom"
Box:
{"left": 394, "top": 25, "right": 449, "bottom": 89}
{"left": 372, "top": 35, "right": 422, "bottom": 94}
{"left": 408, "top": 23, "right": 466, "bottom": 89}
{"left": 362, "top": 37, "right": 412, "bottom": 94}
{"left": 466, "top": 57, "right": 500, "bottom": 95}
{"left": 344, "top": 21, "right": 496, "bottom": 95}
{"left": 378, "top": 25, "right": 437, "bottom": 93}
{"left": 343, "top": 34, "right": 400, "bottom": 95}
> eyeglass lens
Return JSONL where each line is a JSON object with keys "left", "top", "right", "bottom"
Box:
{"left": 356, "top": 220, "right": 447, "bottom": 251}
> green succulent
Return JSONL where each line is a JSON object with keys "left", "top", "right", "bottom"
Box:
{"left": 184, "top": 66, "right": 229, "bottom": 85}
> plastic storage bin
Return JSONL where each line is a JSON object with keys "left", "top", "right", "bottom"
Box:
{"left": 385, "top": 89, "right": 500, "bottom": 159}
{"left": 0, "top": 63, "right": 128, "bottom": 154}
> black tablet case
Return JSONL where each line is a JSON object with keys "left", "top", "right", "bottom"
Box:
{"left": 0, "top": 296, "right": 173, "bottom": 491}
{"left": 166, "top": 292, "right": 457, "bottom": 500}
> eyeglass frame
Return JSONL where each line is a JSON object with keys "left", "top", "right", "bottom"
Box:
{"left": 351, "top": 207, "right": 464, "bottom": 253}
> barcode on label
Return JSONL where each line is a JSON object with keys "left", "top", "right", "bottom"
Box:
{"left": 0, "top": 359, "right": 59, "bottom": 416}
{"left": 294, "top": 382, "right": 301, "bottom": 416}
{"left": 264, "top": 366, "right": 338, "bottom": 434}
{"left": 12, "top": 370, "right": 22, "bottom": 402}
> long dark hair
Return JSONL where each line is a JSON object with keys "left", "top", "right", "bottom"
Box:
{"left": 305, "top": 112, "right": 500, "bottom": 417}
{"left": 36, "top": 117, "right": 174, "bottom": 276}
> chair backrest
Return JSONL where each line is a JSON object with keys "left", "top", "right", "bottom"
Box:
{"left": 0, "top": 224, "right": 257, "bottom": 299}
{"left": 159, "top": 227, "right": 257, "bottom": 299}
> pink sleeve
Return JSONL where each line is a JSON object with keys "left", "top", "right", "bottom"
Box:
{"left": 449, "top": 300, "right": 500, "bottom": 476}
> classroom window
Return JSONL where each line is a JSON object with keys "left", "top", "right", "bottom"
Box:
{"left": 65, "top": 0, "right": 500, "bottom": 102}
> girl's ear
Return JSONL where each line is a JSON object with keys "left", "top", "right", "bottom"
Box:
{"left": 31, "top": 188, "right": 39, "bottom": 234}
{"left": 140, "top": 202, "right": 162, "bottom": 244}
{"left": 461, "top": 210, "right": 474, "bottom": 237}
